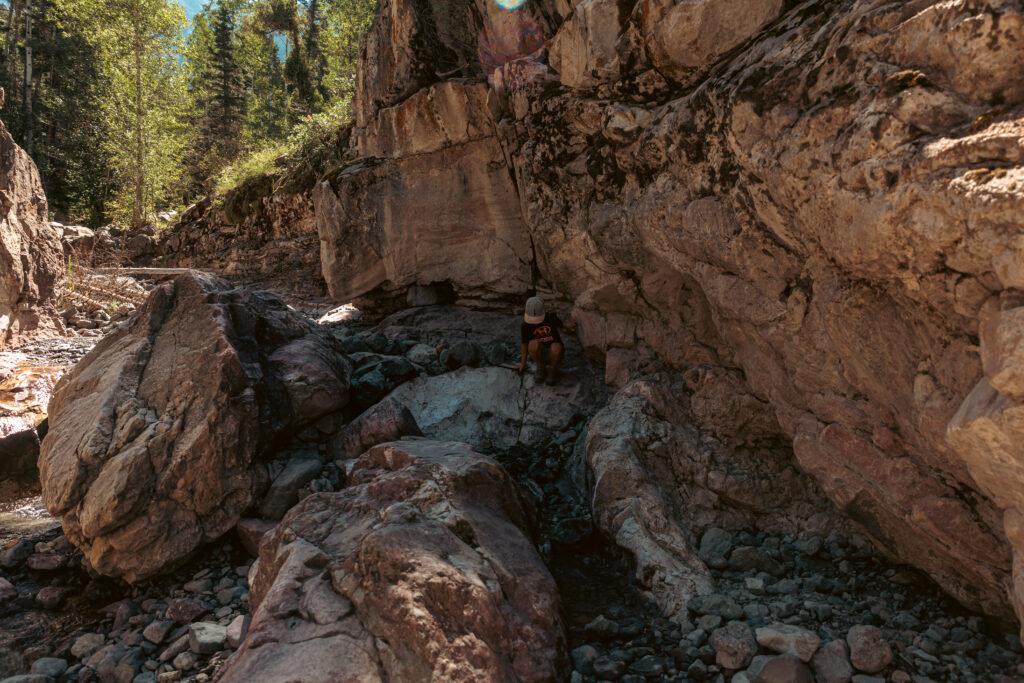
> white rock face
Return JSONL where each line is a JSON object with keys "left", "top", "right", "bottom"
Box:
{"left": 386, "top": 366, "right": 604, "bottom": 451}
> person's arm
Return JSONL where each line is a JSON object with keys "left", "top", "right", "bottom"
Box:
{"left": 517, "top": 343, "right": 528, "bottom": 373}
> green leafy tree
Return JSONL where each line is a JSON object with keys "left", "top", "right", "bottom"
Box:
{"left": 237, "top": 22, "right": 286, "bottom": 143}
{"left": 99, "top": 0, "right": 187, "bottom": 227}
{"left": 320, "top": 0, "right": 375, "bottom": 108}
{"left": 0, "top": 0, "right": 380, "bottom": 216}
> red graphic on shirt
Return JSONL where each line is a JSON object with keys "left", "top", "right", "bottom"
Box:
{"left": 533, "top": 325, "right": 555, "bottom": 343}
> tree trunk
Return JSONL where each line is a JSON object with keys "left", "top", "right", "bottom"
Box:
{"left": 45, "top": 21, "right": 54, "bottom": 167}
{"left": 23, "top": 0, "right": 32, "bottom": 156}
{"left": 133, "top": 17, "right": 143, "bottom": 228}
{"left": 4, "top": 0, "right": 16, "bottom": 70}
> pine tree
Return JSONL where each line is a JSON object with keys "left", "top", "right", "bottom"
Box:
{"left": 320, "top": 0, "right": 376, "bottom": 107}
{"left": 210, "top": 1, "right": 242, "bottom": 154}
{"left": 304, "top": 0, "right": 326, "bottom": 101}
{"left": 84, "top": 0, "right": 188, "bottom": 227}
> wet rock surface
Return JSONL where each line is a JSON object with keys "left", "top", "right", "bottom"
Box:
{"left": 0, "top": 338, "right": 96, "bottom": 504}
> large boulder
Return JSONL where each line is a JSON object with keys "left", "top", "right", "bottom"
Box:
{"left": 0, "top": 114, "right": 64, "bottom": 349}
{"left": 221, "top": 440, "right": 568, "bottom": 682}
{"left": 38, "top": 274, "right": 352, "bottom": 581}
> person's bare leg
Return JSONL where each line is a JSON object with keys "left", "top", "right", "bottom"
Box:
{"left": 547, "top": 343, "right": 563, "bottom": 384}
{"left": 528, "top": 340, "right": 546, "bottom": 379}
{"left": 549, "top": 342, "right": 563, "bottom": 371}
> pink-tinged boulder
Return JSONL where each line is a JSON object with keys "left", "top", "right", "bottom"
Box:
{"left": 39, "top": 274, "right": 352, "bottom": 582}
{"left": 0, "top": 110, "right": 64, "bottom": 350}
{"left": 167, "top": 598, "right": 210, "bottom": 626}
{"left": 220, "top": 440, "right": 568, "bottom": 683}
{"left": 846, "top": 625, "right": 892, "bottom": 674}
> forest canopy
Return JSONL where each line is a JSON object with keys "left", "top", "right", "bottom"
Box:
{"left": 0, "top": 0, "right": 376, "bottom": 226}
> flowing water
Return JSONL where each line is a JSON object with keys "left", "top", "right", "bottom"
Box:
{"left": 0, "top": 358, "right": 63, "bottom": 437}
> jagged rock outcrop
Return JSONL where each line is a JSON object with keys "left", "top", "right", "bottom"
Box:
{"left": 38, "top": 273, "right": 351, "bottom": 581}
{"left": 309, "top": 0, "right": 1024, "bottom": 630}
{"left": 150, "top": 183, "right": 326, "bottom": 302}
{"left": 0, "top": 114, "right": 64, "bottom": 349}
{"left": 221, "top": 440, "right": 568, "bottom": 682}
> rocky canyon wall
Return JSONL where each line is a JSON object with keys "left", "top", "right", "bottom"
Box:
{"left": 0, "top": 112, "right": 65, "bottom": 349}
{"left": 309, "top": 0, "right": 1024, "bottom": 632}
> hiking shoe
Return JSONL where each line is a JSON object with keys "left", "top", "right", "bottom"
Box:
{"left": 535, "top": 366, "right": 547, "bottom": 382}
{"left": 545, "top": 368, "right": 559, "bottom": 385}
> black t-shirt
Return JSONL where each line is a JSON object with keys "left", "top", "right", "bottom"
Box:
{"left": 521, "top": 313, "right": 563, "bottom": 346}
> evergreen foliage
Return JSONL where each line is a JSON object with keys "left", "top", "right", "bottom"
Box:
{"left": 0, "top": 0, "right": 377, "bottom": 225}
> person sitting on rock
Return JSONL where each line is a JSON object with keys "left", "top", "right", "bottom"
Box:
{"left": 516, "top": 296, "right": 575, "bottom": 385}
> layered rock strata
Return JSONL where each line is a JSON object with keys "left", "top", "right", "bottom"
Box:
{"left": 0, "top": 114, "right": 64, "bottom": 349}
{"left": 310, "top": 0, "right": 1024, "bottom": 629}
{"left": 39, "top": 273, "right": 351, "bottom": 581}
{"left": 315, "top": 82, "right": 533, "bottom": 308}
{"left": 221, "top": 440, "right": 568, "bottom": 682}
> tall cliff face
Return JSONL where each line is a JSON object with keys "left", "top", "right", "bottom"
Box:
{"left": 313, "top": 0, "right": 1024, "bottom": 630}
{"left": 0, "top": 115, "right": 64, "bottom": 349}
